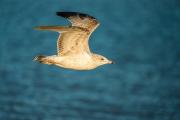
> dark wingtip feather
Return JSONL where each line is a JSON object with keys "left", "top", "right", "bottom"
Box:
{"left": 56, "top": 12, "right": 96, "bottom": 20}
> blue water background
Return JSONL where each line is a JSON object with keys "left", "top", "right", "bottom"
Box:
{"left": 0, "top": 0, "right": 180, "bottom": 120}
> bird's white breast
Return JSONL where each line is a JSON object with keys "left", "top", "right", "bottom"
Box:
{"left": 55, "top": 52, "right": 95, "bottom": 70}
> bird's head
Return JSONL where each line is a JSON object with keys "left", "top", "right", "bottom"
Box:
{"left": 92, "top": 54, "right": 113, "bottom": 67}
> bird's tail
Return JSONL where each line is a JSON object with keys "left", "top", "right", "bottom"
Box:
{"left": 33, "top": 55, "right": 46, "bottom": 63}
{"left": 33, "top": 55, "right": 53, "bottom": 65}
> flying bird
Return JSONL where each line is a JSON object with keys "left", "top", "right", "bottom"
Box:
{"left": 34, "top": 12, "right": 112, "bottom": 70}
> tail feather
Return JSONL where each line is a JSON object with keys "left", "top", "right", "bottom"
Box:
{"left": 33, "top": 55, "right": 46, "bottom": 62}
{"left": 33, "top": 55, "right": 45, "bottom": 61}
{"left": 33, "top": 55, "right": 53, "bottom": 65}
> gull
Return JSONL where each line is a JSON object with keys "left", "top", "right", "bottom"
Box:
{"left": 34, "top": 12, "right": 113, "bottom": 70}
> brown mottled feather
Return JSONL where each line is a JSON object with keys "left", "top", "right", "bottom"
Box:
{"left": 57, "top": 31, "right": 90, "bottom": 56}
{"left": 56, "top": 12, "right": 100, "bottom": 32}
{"left": 35, "top": 12, "right": 100, "bottom": 56}
{"left": 56, "top": 12, "right": 99, "bottom": 56}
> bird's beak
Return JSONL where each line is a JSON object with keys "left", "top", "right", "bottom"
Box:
{"left": 108, "top": 60, "right": 114, "bottom": 64}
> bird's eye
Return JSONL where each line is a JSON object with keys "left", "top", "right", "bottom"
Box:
{"left": 101, "top": 58, "right": 104, "bottom": 60}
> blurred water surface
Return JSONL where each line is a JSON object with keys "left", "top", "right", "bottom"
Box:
{"left": 0, "top": 0, "right": 180, "bottom": 120}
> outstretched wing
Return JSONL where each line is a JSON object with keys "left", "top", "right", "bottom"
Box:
{"left": 35, "top": 12, "right": 100, "bottom": 56}
{"left": 57, "top": 30, "right": 90, "bottom": 56}
{"left": 56, "top": 12, "right": 100, "bottom": 32}
{"left": 56, "top": 12, "right": 100, "bottom": 55}
{"left": 35, "top": 26, "right": 88, "bottom": 55}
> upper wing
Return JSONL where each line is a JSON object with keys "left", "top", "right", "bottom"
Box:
{"left": 35, "top": 12, "right": 100, "bottom": 56}
{"left": 35, "top": 26, "right": 90, "bottom": 56}
{"left": 56, "top": 12, "right": 100, "bottom": 32}
{"left": 56, "top": 12, "right": 100, "bottom": 55}
{"left": 57, "top": 30, "right": 90, "bottom": 56}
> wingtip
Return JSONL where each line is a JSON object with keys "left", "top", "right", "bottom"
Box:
{"left": 34, "top": 26, "right": 41, "bottom": 30}
{"left": 56, "top": 12, "right": 96, "bottom": 20}
{"left": 56, "top": 12, "right": 71, "bottom": 18}
{"left": 56, "top": 12, "right": 82, "bottom": 18}
{"left": 33, "top": 26, "right": 53, "bottom": 31}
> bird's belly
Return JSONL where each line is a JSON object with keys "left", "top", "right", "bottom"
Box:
{"left": 57, "top": 54, "right": 94, "bottom": 70}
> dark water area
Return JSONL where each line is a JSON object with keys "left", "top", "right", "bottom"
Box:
{"left": 0, "top": 0, "right": 180, "bottom": 120}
